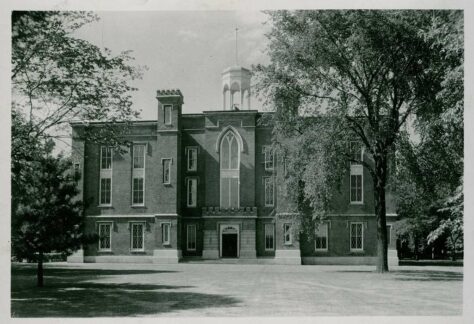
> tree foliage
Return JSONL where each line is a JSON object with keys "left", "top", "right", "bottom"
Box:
{"left": 255, "top": 10, "right": 462, "bottom": 271}
{"left": 393, "top": 11, "right": 463, "bottom": 260}
{"left": 12, "top": 11, "right": 143, "bottom": 148}
{"left": 11, "top": 11, "right": 144, "bottom": 284}
{"left": 12, "top": 145, "right": 93, "bottom": 286}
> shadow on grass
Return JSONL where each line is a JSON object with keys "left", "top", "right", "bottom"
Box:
{"left": 393, "top": 270, "right": 463, "bottom": 282}
{"left": 12, "top": 265, "right": 176, "bottom": 277}
{"left": 335, "top": 269, "right": 463, "bottom": 281}
{"left": 11, "top": 264, "right": 240, "bottom": 317}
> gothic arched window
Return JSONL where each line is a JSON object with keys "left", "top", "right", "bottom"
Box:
{"left": 220, "top": 131, "right": 240, "bottom": 208}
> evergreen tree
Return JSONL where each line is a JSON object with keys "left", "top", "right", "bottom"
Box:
{"left": 12, "top": 145, "right": 90, "bottom": 287}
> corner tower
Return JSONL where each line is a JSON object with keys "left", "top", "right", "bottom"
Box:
{"left": 222, "top": 66, "right": 251, "bottom": 110}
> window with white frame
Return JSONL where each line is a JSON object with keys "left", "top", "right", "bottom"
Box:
{"left": 265, "top": 223, "right": 275, "bottom": 250}
{"left": 99, "top": 146, "right": 112, "bottom": 206}
{"left": 220, "top": 131, "right": 240, "bottom": 208}
{"left": 163, "top": 159, "right": 171, "bottom": 184}
{"left": 283, "top": 223, "right": 292, "bottom": 245}
{"left": 162, "top": 223, "right": 171, "bottom": 245}
{"left": 350, "top": 174, "right": 363, "bottom": 203}
{"left": 100, "top": 178, "right": 112, "bottom": 205}
{"left": 263, "top": 146, "right": 274, "bottom": 171}
{"left": 187, "top": 224, "right": 196, "bottom": 251}
{"left": 132, "top": 144, "right": 146, "bottom": 205}
{"left": 350, "top": 141, "right": 363, "bottom": 165}
{"left": 349, "top": 141, "right": 364, "bottom": 204}
{"left": 187, "top": 178, "right": 197, "bottom": 207}
{"left": 101, "top": 146, "right": 112, "bottom": 169}
{"left": 98, "top": 222, "right": 112, "bottom": 251}
{"left": 350, "top": 141, "right": 363, "bottom": 204}
{"left": 187, "top": 147, "right": 197, "bottom": 171}
{"left": 264, "top": 176, "right": 274, "bottom": 206}
{"left": 315, "top": 223, "right": 328, "bottom": 251}
{"left": 130, "top": 222, "right": 145, "bottom": 251}
{"left": 350, "top": 222, "right": 364, "bottom": 251}
{"left": 164, "top": 105, "right": 172, "bottom": 125}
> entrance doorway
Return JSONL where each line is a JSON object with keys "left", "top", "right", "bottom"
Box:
{"left": 222, "top": 234, "right": 238, "bottom": 258}
{"left": 220, "top": 224, "right": 239, "bottom": 258}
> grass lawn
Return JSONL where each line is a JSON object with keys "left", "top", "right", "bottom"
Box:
{"left": 11, "top": 262, "right": 463, "bottom": 317}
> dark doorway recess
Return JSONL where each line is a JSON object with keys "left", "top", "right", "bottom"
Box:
{"left": 222, "top": 233, "right": 238, "bottom": 258}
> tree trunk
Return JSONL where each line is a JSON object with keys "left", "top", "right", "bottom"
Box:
{"left": 37, "top": 251, "right": 44, "bottom": 287}
{"left": 373, "top": 151, "right": 389, "bottom": 273}
{"left": 450, "top": 237, "right": 457, "bottom": 261}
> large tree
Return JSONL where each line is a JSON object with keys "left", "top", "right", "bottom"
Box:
{"left": 12, "top": 11, "right": 143, "bottom": 148}
{"left": 12, "top": 141, "right": 89, "bottom": 287}
{"left": 255, "top": 10, "right": 461, "bottom": 272}
{"left": 11, "top": 11, "right": 143, "bottom": 276}
{"left": 393, "top": 11, "right": 463, "bottom": 261}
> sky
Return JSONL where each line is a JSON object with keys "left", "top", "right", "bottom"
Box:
{"left": 74, "top": 11, "right": 271, "bottom": 120}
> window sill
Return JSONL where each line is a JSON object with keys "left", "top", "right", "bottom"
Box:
{"left": 284, "top": 242, "right": 293, "bottom": 246}
{"left": 349, "top": 202, "right": 364, "bottom": 205}
{"left": 350, "top": 249, "right": 365, "bottom": 253}
{"left": 187, "top": 205, "right": 197, "bottom": 208}
{"left": 131, "top": 205, "right": 146, "bottom": 208}
{"left": 130, "top": 250, "right": 146, "bottom": 254}
{"left": 187, "top": 169, "right": 197, "bottom": 173}
{"left": 162, "top": 243, "right": 171, "bottom": 247}
{"left": 315, "top": 249, "right": 329, "bottom": 253}
{"left": 98, "top": 205, "right": 113, "bottom": 208}
{"left": 163, "top": 183, "right": 172, "bottom": 186}
{"left": 98, "top": 250, "right": 112, "bottom": 253}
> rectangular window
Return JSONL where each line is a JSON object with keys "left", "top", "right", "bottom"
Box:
{"left": 163, "top": 159, "right": 171, "bottom": 184}
{"left": 98, "top": 222, "right": 112, "bottom": 251}
{"left": 350, "top": 222, "right": 364, "bottom": 251}
{"left": 99, "top": 146, "right": 113, "bottom": 206}
{"left": 220, "top": 177, "right": 239, "bottom": 208}
{"left": 100, "top": 146, "right": 112, "bottom": 170}
{"left": 187, "top": 147, "right": 198, "bottom": 171}
{"left": 100, "top": 178, "right": 112, "bottom": 205}
{"left": 187, "top": 178, "right": 197, "bottom": 207}
{"left": 164, "top": 105, "right": 172, "bottom": 125}
{"left": 263, "top": 146, "right": 274, "bottom": 171}
{"left": 133, "top": 144, "right": 146, "bottom": 169}
{"left": 349, "top": 141, "right": 363, "bottom": 204}
{"left": 187, "top": 224, "right": 196, "bottom": 251}
{"left": 130, "top": 223, "right": 144, "bottom": 251}
{"left": 132, "top": 178, "right": 144, "bottom": 205}
{"left": 264, "top": 176, "right": 274, "bottom": 207}
{"left": 283, "top": 223, "right": 292, "bottom": 245}
{"left": 162, "top": 223, "right": 171, "bottom": 245}
{"left": 265, "top": 224, "right": 275, "bottom": 251}
{"left": 315, "top": 223, "right": 328, "bottom": 251}
{"left": 350, "top": 141, "right": 363, "bottom": 165}
{"left": 386, "top": 225, "right": 392, "bottom": 246}
{"left": 350, "top": 174, "right": 363, "bottom": 203}
{"left": 132, "top": 144, "right": 146, "bottom": 206}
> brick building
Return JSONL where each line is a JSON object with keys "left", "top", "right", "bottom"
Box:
{"left": 67, "top": 65, "right": 398, "bottom": 265}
